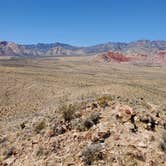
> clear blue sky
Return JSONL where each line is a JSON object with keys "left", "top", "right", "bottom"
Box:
{"left": 0, "top": 0, "right": 166, "bottom": 46}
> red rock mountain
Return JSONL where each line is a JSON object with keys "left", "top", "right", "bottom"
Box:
{"left": 93, "top": 52, "right": 131, "bottom": 63}
{"left": 93, "top": 51, "right": 147, "bottom": 63}
{"left": 0, "top": 40, "right": 166, "bottom": 65}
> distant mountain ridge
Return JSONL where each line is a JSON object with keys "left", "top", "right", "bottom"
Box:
{"left": 0, "top": 40, "right": 166, "bottom": 57}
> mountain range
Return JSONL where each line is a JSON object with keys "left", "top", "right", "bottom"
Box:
{"left": 0, "top": 40, "right": 166, "bottom": 58}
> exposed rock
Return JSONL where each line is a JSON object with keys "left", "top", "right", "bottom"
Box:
{"left": 1, "top": 96, "right": 166, "bottom": 165}
{"left": 126, "top": 146, "right": 146, "bottom": 162}
{"left": 137, "top": 141, "right": 147, "bottom": 148}
{"left": 47, "top": 129, "right": 56, "bottom": 137}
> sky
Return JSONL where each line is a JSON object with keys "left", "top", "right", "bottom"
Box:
{"left": 0, "top": 0, "right": 166, "bottom": 46}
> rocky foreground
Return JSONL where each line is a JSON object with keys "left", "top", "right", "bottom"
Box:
{"left": 0, "top": 95, "right": 166, "bottom": 166}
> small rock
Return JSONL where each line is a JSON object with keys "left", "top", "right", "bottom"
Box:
{"left": 137, "top": 142, "right": 147, "bottom": 148}
{"left": 163, "top": 123, "right": 166, "bottom": 130}
{"left": 114, "top": 135, "right": 120, "bottom": 141}
{"left": 156, "top": 112, "right": 160, "bottom": 118}
{"left": 51, "top": 140, "right": 61, "bottom": 153}
{"left": 98, "top": 130, "right": 111, "bottom": 140}
{"left": 75, "top": 112, "right": 82, "bottom": 118}
{"left": 127, "top": 149, "right": 146, "bottom": 162}
{"left": 47, "top": 129, "right": 56, "bottom": 137}
{"left": 20, "top": 122, "right": 26, "bottom": 129}
{"left": 0, "top": 137, "right": 7, "bottom": 145}
{"left": 120, "top": 105, "right": 134, "bottom": 115}
{"left": 4, "top": 147, "right": 16, "bottom": 159}
{"left": 67, "top": 163, "right": 75, "bottom": 166}
{"left": 91, "top": 103, "right": 98, "bottom": 109}
{"left": 3, "top": 157, "right": 16, "bottom": 165}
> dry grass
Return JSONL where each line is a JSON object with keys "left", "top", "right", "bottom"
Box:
{"left": 0, "top": 56, "right": 166, "bottom": 133}
{"left": 60, "top": 103, "right": 77, "bottom": 122}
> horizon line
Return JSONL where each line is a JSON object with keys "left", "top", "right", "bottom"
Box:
{"left": 0, "top": 39, "right": 166, "bottom": 47}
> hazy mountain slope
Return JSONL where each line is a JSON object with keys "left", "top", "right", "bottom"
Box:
{"left": 89, "top": 40, "right": 166, "bottom": 55}
{"left": 23, "top": 42, "right": 80, "bottom": 52}
{"left": 0, "top": 40, "right": 166, "bottom": 57}
{"left": 83, "top": 42, "right": 127, "bottom": 54}
{"left": 0, "top": 41, "right": 42, "bottom": 57}
{"left": 0, "top": 41, "right": 83, "bottom": 57}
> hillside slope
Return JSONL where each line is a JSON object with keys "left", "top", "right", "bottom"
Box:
{"left": 1, "top": 95, "right": 166, "bottom": 165}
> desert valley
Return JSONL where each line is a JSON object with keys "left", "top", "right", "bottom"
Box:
{"left": 0, "top": 40, "right": 166, "bottom": 165}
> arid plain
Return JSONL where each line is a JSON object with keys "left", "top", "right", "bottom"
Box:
{"left": 0, "top": 56, "right": 166, "bottom": 165}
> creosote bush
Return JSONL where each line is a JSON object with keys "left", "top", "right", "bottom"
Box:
{"left": 36, "top": 146, "right": 44, "bottom": 157}
{"left": 71, "top": 118, "right": 86, "bottom": 131}
{"left": 84, "top": 118, "right": 94, "bottom": 130}
{"left": 59, "top": 103, "right": 78, "bottom": 122}
{"left": 81, "top": 143, "right": 104, "bottom": 165}
{"left": 84, "top": 112, "right": 101, "bottom": 130}
{"left": 97, "top": 96, "right": 109, "bottom": 108}
{"left": 89, "top": 112, "right": 101, "bottom": 124}
{"left": 34, "top": 121, "right": 46, "bottom": 133}
{"left": 71, "top": 112, "right": 101, "bottom": 131}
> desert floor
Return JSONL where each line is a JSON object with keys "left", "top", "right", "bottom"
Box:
{"left": 0, "top": 56, "right": 166, "bottom": 132}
